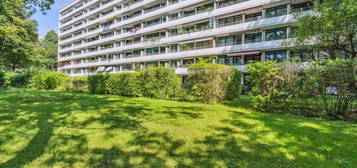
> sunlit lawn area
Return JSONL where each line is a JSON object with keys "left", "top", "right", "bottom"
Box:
{"left": 0, "top": 88, "right": 356, "bottom": 168}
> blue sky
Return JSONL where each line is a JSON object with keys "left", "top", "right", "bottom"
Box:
{"left": 31, "top": 0, "right": 74, "bottom": 38}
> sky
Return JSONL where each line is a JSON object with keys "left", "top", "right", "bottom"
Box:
{"left": 31, "top": 0, "right": 74, "bottom": 38}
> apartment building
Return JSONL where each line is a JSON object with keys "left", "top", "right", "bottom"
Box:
{"left": 58, "top": 0, "right": 316, "bottom": 76}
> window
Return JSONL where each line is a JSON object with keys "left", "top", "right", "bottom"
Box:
{"left": 244, "top": 54, "right": 261, "bottom": 63}
{"left": 146, "top": 47, "right": 165, "bottom": 55}
{"left": 218, "top": 14, "right": 242, "bottom": 27}
{"left": 265, "top": 27, "right": 287, "bottom": 41}
{"left": 180, "top": 43, "right": 195, "bottom": 51}
{"left": 170, "top": 44, "right": 178, "bottom": 52}
{"left": 196, "top": 21, "right": 210, "bottom": 31}
{"left": 217, "top": 56, "right": 242, "bottom": 65}
{"left": 292, "top": 2, "right": 313, "bottom": 13}
{"left": 245, "top": 33, "right": 262, "bottom": 43}
{"left": 245, "top": 12, "right": 262, "bottom": 22}
{"left": 265, "top": 50, "right": 286, "bottom": 62}
{"left": 218, "top": 0, "right": 249, "bottom": 8}
{"left": 182, "top": 59, "right": 194, "bottom": 67}
{"left": 290, "top": 27, "right": 298, "bottom": 38}
{"left": 170, "top": 60, "right": 178, "bottom": 68}
{"left": 218, "top": 35, "right": 242, "bottom": 47}
{"left": 266, "top": 5, "right": 287, "bottom": 18}
{"left": 196, "top": 40, "right": 213, "bottom": 49}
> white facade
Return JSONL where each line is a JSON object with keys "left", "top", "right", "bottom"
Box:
{"left": 58, "top": 0, "right": 314, "bottom": 76}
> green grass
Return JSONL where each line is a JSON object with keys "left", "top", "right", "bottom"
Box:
{"left": 0, "top": 88, "right": 356, "bottom": 168}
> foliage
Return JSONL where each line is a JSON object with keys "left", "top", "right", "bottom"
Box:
{"left": 8, "top": 67, "right": 43, "bottom": 87}
{"left": 294, "top": 0, "right": 357, "bottom": 59}
{"left": 87, "top": 74, "right": 110, "bottom": 94}
{"left": 70, "top": 76, "right": 88, "bottom": 93}
{"left": 247, "top": 61, "right": 283, "bottom": 111}
{"left": 30, "top": 71, "right": 69, "bottom": 90}
{"left": 225, "top": 69, "right": 243, "bottom": 100}
{"left": 322, "top": 95, "right": 355, "bottom": 120}
{"left": 107, "top": 73, "right": 141, "bottom": 97}
{"left": 39, "top": 30, "right": 58, "bottom": 69}
{"left": 303, "top": 59, "right": 357, "bottom": 119}
{"left": 0, "top": 70, "right": 4, "bottom": 87}
{"left": 0, "top": 0, "right": 55, "bottom": 70}
{"left": 188, "top": 62, "right": 240, "bottom": 103}
{"left": 138, "top": 67, "right": 181, "bottom": 99}
{"left": 247, "top": 59, "right": 356, "bottom": 120}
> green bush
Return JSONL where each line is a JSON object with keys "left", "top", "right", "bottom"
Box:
{"left": 138, "top": 67, "right": 181, "bottom": 99}
{"left": 3, "top": 72, "right": 16, "bottom": 87}
{"left": 188, "top": 62, "right": 240, "bottom": 103}
{"left": 88, "top": 74, "right": 110, "bottom": 94}
{"left": 30, "top": 71, "right": 70, "bottom": 90}
{"left": 247, "top": 61, "right": 300, "bottom": 112}
{"left": 71, "top": 76, "right": 88, "bottom": 93}
{"left": 107, "top": 73, "right": 141, "bottom": 97}
{"left": 0, "top": 71, "right": 4, "bottom": 87}
{"left": 303, "top": 59, "right": 357, "bottom": 119}
{"left": 225, "top": 69, "right": 243, "bottom": 100}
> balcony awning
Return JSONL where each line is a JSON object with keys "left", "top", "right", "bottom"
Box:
{"left": 86, "top": 34, "right": 99, "bottom": 38}
{"left": 228, "top": 51, "right": 261, "bottom": 57}
{"left": 291, "top": 0, "right": 312, "bottom": 4}
{"left": 96, "top": 67, "right": 105, "bottom": 72}
{"left": 242, "top": 29, "right": 261, "bottom": 34}
{"left": 104, "top": 67, "right": 113, "bottom": 72}
{"left": 179, "top": 40, "right": 195, "bottom": 44}
{"left": 195, "top": 37, "right": 213, "bottom": 42}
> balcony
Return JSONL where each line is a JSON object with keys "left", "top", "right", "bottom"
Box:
{"left": 58, "top": 39, "right": 291, "bottom": 70}
{"left": 59, "top": 0, "right": 281, "bottom": 45}
{"left": 59, "top": 12, "right": 294, "bottom": 55}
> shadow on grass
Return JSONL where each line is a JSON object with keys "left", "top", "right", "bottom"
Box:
{"left": 0, "top": 89, "right": 356, "bottom": 167}
{"left": 223, "top": 95, "right": 253, "bottom": 110}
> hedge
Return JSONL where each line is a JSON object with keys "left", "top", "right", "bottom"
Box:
{"left": 107, "top": 73, "right": 141, "bottom": 97}
{"left": 188, "top": 62, "right": 242, "bottom": 103}
{"left": 90, "top": 67, "right": 181, "bottom": 99}
{"left": 71, "top": 76, "right": 88, "bottom": 93}
{"left": 88, "top": 74, "right": 110, "bottom": 94}
{"left": 138, "top": 67, "right": 181, "bottom": 99}
{"left": 30, "top": 71, "right": 70, "bottom": 90}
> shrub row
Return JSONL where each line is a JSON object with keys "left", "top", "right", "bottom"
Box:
{"left": 88, "top": 67, "right": 181, "bottom": 100}
{"left": 3, "top": 65, "right": 242, "bottom": 103}
{"left": 87, "top": 66, "right": 242, "bottom": 103}
{"left": 188, "top": 62, "right": 242, "bottom": 103}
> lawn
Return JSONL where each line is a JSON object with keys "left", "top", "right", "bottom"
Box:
{"left": 0, "top": 88, "right": 356, "bottom": 168}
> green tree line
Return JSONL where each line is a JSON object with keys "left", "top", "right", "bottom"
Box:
{"left": 0, "top": 0, "right": 57, "bottom": 71}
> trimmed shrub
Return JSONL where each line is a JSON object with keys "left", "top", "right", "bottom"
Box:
{"left": 107, "top": 73, "right": 141, "bottom": 97}
{"left": 88, "top": 74, "right": 110, "bottom": 94}
{"left": 30, "top": 71, "right": 70, "bottom": 90}
{"left": 188, "top": 62, "right": 240, "bottom": 103}
{"left": 138, "top": 67, "right": 181, "bottom": 99}
{"left": 71, "top": 76, "right": 88, "bottom": 93}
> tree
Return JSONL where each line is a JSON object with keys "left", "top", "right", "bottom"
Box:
{"left": 40, "top": 30, "right": 58, "bottom": 69}
{"left": 0, "top": 0, "right": 55, "bottom": 71}
{"left": 294, "top": 0, "right": 357, "bottom": 59}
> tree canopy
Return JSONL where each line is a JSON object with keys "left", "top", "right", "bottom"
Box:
{"left": 0, "top": 0, "right": 55, "bottom": 71}
{"left": 295, "top": 0, "right": 357, "bottom": 59}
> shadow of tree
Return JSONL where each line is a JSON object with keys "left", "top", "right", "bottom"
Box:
{"left": 0, "top": 89, "right": 356, "bottom": 168}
